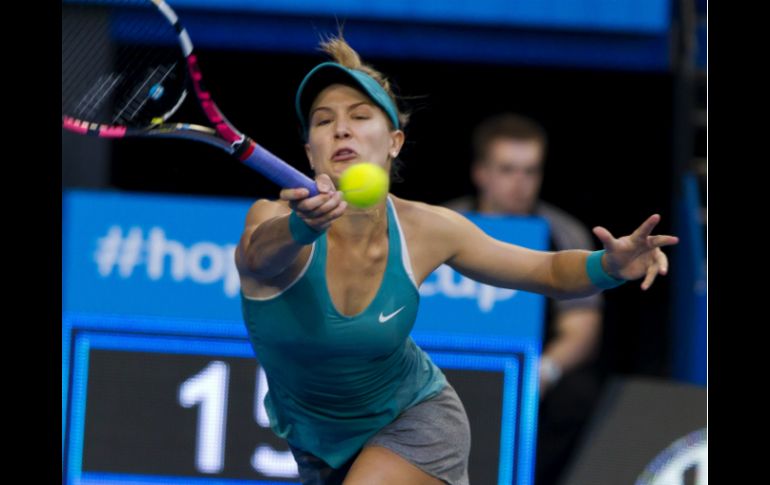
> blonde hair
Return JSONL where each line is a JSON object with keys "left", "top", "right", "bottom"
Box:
{"left": 318, "top": 34, "right": 410, "bottom": 129}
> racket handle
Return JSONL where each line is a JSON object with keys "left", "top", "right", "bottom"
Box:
{"left": 237, "top": 140, "right": 319, "bottom": 196}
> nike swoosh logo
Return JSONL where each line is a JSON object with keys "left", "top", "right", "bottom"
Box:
{"left": 379, "top": 306, "right": 406, "bottom": 323}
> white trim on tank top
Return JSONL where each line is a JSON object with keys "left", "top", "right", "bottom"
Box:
{"left": 387, "top": 196, "right": 418, "bottom": 290}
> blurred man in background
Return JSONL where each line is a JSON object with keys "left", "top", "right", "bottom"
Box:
{"left": 444, "top": 113, "right": 604, "bottom": 485}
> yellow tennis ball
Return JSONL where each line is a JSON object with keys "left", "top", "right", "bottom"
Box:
{"left": 338, "top": 162, "right": 389, "bottom": 208}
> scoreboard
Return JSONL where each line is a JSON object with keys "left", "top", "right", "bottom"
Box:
{"left": 63, "top": 190, "right": 548, "bottom": 485}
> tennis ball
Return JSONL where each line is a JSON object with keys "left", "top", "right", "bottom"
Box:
{"left": 338, "top": 162, "right": 389, "bottom": 208}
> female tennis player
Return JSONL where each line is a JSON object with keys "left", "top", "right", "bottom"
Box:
{"left": 235, "top": 36, "right": 678, "bottom": 485}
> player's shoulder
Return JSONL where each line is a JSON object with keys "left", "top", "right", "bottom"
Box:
{"left": 390, "top": 195, "right": 469, "bottom": 232}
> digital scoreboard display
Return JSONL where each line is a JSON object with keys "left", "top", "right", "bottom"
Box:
{"left": 63, "top": 190, "right": 548, "bottom": 485}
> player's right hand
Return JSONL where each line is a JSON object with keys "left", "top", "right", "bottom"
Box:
{"left": 280, "top": 174, "right": 347, "bottom": 232}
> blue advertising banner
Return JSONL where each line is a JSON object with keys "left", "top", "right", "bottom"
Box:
{"left": 63, "top": 190, "right": 548, "bottom": 340}
{"left": 63, "top": 190, "right": 245, "bottom": 322}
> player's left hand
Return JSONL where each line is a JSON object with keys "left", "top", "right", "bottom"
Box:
{"left": 592, "top": 214, "right": 680, "bottom": 291}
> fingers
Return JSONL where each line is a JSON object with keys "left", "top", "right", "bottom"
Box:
{"left": 301, "top": 191, "right": 344, "bottom": 218}
{"left": 601, "top": 214, "right": 679, "bottom": 253}
{"left": 641, "top": 249, "right": 669, "bottom": 290}
{"left": 641, "top": 264, "right": 658, "bottom": 291}
{"left": 592, "top": 226, "right": 617, "bottom": 250}
{"left": 656, "top": 249, "right": 669, "bottom": 276}
{"left": 279, "top": 175, "right": 345, "bottom": 231}
{"left": 280, "top": 174, "right": 335, "bottom": 204}
{"left": 280, "top": 189, "right": 346, "bottom": 232}
{"left": 282, "top": 191, "right": 325, "bottom": 213}
{"left": 632, "top": 214, "right": 661, "bottom": 242}
{"left": 281, "top": 188, "right": 337, "bottom": 213}
{"left": 646, "top": 235, "right": 680, "bottom": 248}
{"left": 315, "top": 173, "right": 335, "bottom": 194}
{"left": 279, "top": 187, "right": 310, "bottom": 202}
{"left": 305, "top": 199, "right": 349, "bottom": 230}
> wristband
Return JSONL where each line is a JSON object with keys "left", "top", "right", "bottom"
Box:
{"left": 288, "top": 211, "right": 325, "bottom": 245}
{"left": 586, "top": 249, "right": 626, "bottom": 289}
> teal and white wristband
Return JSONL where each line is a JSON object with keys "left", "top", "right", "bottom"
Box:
{"left": 586, "top": 250, "right": 626, "bottom": 290}
{"left": 288, "top": 211, "right": 325, "bottom": 245}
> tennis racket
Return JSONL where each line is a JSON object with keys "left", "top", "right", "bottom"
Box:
{"left": 62, "top": 0, "right": 319, "bottom": 196}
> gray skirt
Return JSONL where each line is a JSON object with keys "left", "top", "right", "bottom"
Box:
{"left": 289, "top": 382, "right": 472, "bottom": 485}
{"left": 366, "top": 382, "right": 471, "bottom": 484}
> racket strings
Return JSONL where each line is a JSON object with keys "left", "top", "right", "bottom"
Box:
{"left": 111, "top": 9, "right": 182, "bottom": 125}
{"left": 62, "top": 7, "right": 116, "bottom": 120}
{"left": 71, "top": 73, "right": 124, "bottom": 120}
{"left": 62, "top": 0, "right": 187, "bottom": 128}
{"left": 112, "top": 61, "right": 178, "bottom": 124}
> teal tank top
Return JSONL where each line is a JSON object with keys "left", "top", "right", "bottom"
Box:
{"left": 240, "top": 196, "right": 447, "bottom": 468}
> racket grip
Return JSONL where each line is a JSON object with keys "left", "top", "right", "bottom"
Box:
{"left": 238, "top": 140, "right": 319, "bottom": 196}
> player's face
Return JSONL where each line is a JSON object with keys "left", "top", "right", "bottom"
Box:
{"left": 473, "top": 138, "right": 544, "bottom": 215}
{"left": 305, "top": 84, "right": 403, "bottom": 183}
